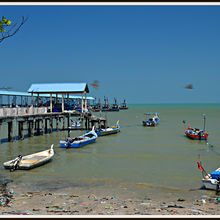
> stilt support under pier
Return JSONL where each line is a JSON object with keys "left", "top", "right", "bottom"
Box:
{"left": 18, "top": 121, "right": 24, "bottom": 140}
{"left": 8, "top": 121, "right": 13, "bottom": 142}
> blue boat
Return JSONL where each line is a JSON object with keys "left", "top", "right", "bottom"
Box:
{"left": 143, "top": 113, "right": 160, "bottom": 127}
{"left": 101, "top": 96, "right": 112, "bottom": 111}
{"left": 60, "top": 127, "right": 98, "bottom": 148}
{"left": 111, "top": 98, "right": 120, "bottom": 111}
{"left": 96, "top": 121, "right": 120, "bottom": 136}
{"left": 119, "top": 99, "right": 128, "bottom": 110}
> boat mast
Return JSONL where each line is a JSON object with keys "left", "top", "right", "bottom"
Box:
{"left": 203, "top": 114, "right": 206, "bottom": 132}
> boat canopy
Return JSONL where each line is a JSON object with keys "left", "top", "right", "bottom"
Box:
{"left": 144, "top": 112, "right": 160, "bottom": 115}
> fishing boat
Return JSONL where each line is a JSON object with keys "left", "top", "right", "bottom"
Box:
{"left": 119, "top": 99, "right": 128, "bottom": 110}
{"left": 184, "top": 114, "right": 208, "bottom": 140}
{"left": 94, "top": 98, "right": 102, "bottom": 112}
{"left": 185, "top": 126, "right": 208, "bottom": 140}
{"left": 142, "top": 113, "right": 160, "bottom": 127}
{"left": 96, "top": 120, "right": 120, "bottom": 136}
{"left": 101, "top": 96, "right": 112, "bottom": 112}
{"left": 3, "top": 145, "right": 54, "bottom": 171}
{"left": 60, "top": 127, "right": 97, "bottom": 148}
{"left": 111, "top": 98, "right": 120, "bottom": 111}
{"left": 196, "top": 161, "right": 220, "bottom": 190}
{"left": 202, "top": 169, "right": 220, "bottom": 190}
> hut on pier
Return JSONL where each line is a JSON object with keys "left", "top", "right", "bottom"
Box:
{"left": 27, "top": 82, "right": 90, "bottom": 113}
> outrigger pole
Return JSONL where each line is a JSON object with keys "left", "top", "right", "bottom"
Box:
{"left": 203, "top": 114, "right": 206, "bottom": 132}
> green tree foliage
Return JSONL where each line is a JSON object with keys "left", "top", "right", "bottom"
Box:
{"left": 0, "top": 16, "right": 28, "bottom": 43}
{"left": 0, "top": 16, "right": 11, "bottom": 32}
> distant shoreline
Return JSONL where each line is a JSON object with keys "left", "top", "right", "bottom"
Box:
{"left": 127, "top": 103, "right": 220, "bottom": 106}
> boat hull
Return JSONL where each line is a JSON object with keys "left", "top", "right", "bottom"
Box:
{"left": 3, "top": 145, "right": 54, "bottom": 170}
{"left": 96, "top": 128, "right": 119, "bottom": 136}
{"left": 185, "top": 133, "right": 208, "bottom": 140}
{"left": 185, "top": 128, "right": 208, "bottom": 140}
{"left": 60, "top": 137, "right": 96, "bottom": 148}
{"left": 202, "top": 179, "right": 219, "bottom": 190}
{"left": 96, "top": 121, "right": 120, "bottom": 137}
{"left": 4, "top": 158, "right": 53, "bottom": 170}
{"left": 143, "top": 120, "right": 160, "bottom": 127}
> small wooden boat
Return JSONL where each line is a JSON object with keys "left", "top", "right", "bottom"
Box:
{"left": 96, "top": 120, "right": 120, "bottom": 136}
{"left": 60, "top": 127, "right": 97, "bottom": 148}
{"left": 185, "top": 125, "right": 208, "bottom": 140}
{"left": 3, "top": 145, "right": 54, "bottom": 171}
{"left": 143, "top": 113, "right": 160, "bottom": 127}
{"left": 184, "top": 114, "right": 208, "bottom": 140}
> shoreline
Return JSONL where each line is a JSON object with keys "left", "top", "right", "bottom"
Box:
{"left": 1, "top": 180, "right": 220, "bottom": 216}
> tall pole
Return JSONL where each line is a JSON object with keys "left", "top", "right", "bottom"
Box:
{"left": 85, "top": 92, "right": 87, "bottom": 111}
{"left": 81, "top": 93, "right": 84, "bottom": 113}
{"left": 31, "top": 92, "right": 34, "bottom": 106}
{"left": 37, "top": 93, "right": 39, "bottom": 106}
{"left": 50, "top": 93, "right": 53, "bottom": 113}
{"left": 62, "top": 94, "right": 64, "bottom": 112}
{"left": 203, "top": 114, "right": 206, "bottom": 132}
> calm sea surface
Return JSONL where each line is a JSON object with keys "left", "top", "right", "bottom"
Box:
{"left": 1, "top": 104, "right": 220, "bottom": 200}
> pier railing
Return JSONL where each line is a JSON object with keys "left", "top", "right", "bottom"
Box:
{"left": 0, "top": 107, "right": 48, "bottom": 117}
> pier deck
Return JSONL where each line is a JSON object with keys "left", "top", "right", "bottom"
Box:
{"left": 0, "top": 107, "right": 106, "bottom": 142}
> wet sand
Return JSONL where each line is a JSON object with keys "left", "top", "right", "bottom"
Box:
{"left": 1, "top": 181, "right": 220, "bottom": 216}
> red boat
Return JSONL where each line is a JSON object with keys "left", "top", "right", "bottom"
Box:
{"left": 184, "top": 124, "right": 208, "bottom": 140}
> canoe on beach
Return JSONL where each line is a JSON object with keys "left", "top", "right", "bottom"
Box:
{"left": 3, "top": 144, "right": 54, "bottom": 171}
{"left": 202, "top": 167, "right": 220, "bottom": 190}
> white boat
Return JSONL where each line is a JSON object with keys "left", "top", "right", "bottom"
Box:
{"left": 143, "top": 113, "right": 160, "bottom": 127}
{"left": 71, "top": 118, "right": 82, "bottom": 128}
{"left": 202, "top": 178, "right": 219, "bottom": 190}
{"left": 202, "top": 167, "right": 220, "bottom": 190}
{"left": 3, "top": 145, "right": 54, "bottom": 171}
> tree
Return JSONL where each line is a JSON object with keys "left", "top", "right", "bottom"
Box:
{"left": 0, "top": 16, "right": 28, "bottom": 43}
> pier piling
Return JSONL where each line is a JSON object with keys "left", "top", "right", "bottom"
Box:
{"left": 8, "top": 121, "right": 13, "bottom": 142}
{"left": 0, "top": 109, "right": 106, "bottom": 143}
{"left": 49, "top": 118, "right": 53, "bottom": 133}
{"left": 18, "top": 121, "right": 24, "bottom": 140}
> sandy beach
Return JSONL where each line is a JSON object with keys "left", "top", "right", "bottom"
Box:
{"left": 1, "top": 180, "right": 220, "bottom": 216}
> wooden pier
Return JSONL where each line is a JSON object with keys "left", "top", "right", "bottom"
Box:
{"left": 0, "top": 107, "right": 106, "bottom": 143}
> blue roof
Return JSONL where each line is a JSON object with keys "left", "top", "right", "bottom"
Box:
{"left": 27, "top": 83, "right": 89, "bottom": 93}
{"left": 0, "top": 90, "right": 94, "bottom": 100}
{"left": 144, "top": 113, "right": 160, "bottom": 115}
{"left": 0, "top": 90, "right": 30, "bottom": 96}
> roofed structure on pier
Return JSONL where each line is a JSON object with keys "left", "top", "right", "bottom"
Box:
{"left": 27, "top": 83, "right": 89, "bottom": 94}
{"left": 27, "top": 82, "right": 90, "bottom": 112}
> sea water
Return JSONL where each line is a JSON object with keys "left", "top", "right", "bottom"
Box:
{"left": 0, "top": 103, "right": 220, "bottom": 201}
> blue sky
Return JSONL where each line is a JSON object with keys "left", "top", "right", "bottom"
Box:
{"left": 1, "top": 4, "right": 220, "bottom": 104}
